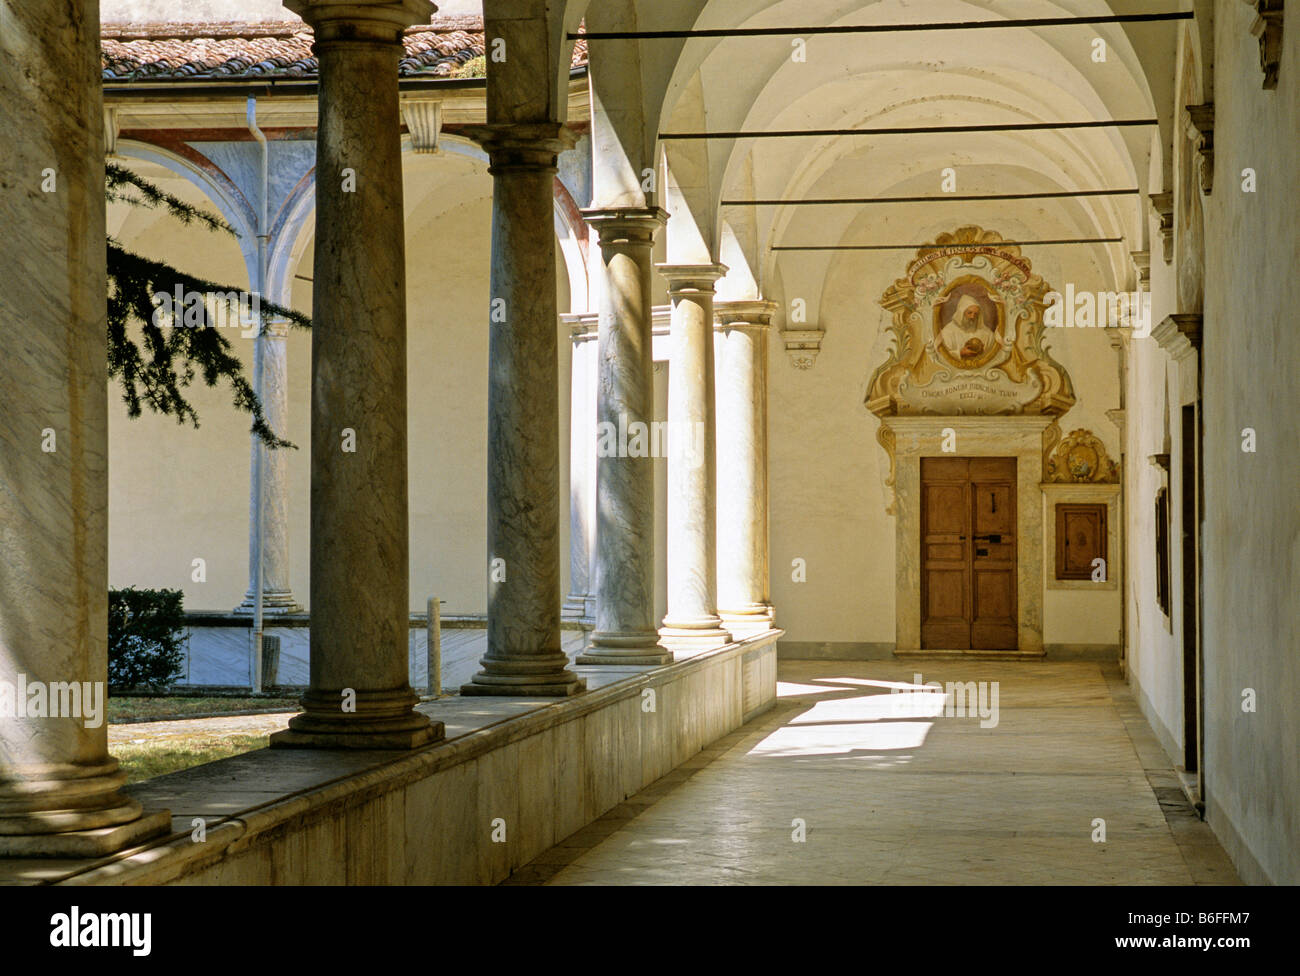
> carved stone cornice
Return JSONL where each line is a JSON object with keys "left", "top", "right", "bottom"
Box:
{"left": 1149, "top": 192, "right": 1174, "bottom": 263}
{"left": 564, "top": 306, "right": 672, "bottom": 344}
{"left": 1183, "top": 103, "right": 1215, "bottom": 195}
{"left": 780, "top": 328, "right": 825, "bottom": 369}
{"left": 1130, "top": 250, "right": 1151, "bottom": 288}
{"left": 1151, "top": 312, "right": 1203, "bottom": 363}
{"left": 1242, "top": 1, "right": 1285, "bottom": 89}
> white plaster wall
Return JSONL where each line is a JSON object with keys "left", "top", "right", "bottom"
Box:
{"left": 1122, "top": 3, "right": 1300, "bottom": 885}
{"left": 1196, "top": 1, "right": 1300, "bottom": 885}
{"left": 1123, "top": 312, "right": 1183, "bottom": 757}
{"left": 106, "top": 163, "right": 259, "bottom": 611}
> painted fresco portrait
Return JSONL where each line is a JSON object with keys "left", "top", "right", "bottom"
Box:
{"left": 933, "top": 278, "right": 1004, "bottom": 369}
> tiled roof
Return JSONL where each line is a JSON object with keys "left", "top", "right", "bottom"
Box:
{"left": 102, "top": 18, "right": 588, "bottom": 82}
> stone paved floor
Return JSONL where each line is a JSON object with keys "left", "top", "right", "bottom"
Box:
{"left": 513, "top": 660, "right": 1240, "bottom": 886}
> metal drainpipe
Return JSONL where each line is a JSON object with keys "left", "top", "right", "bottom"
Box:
{"left": 247, "top": 96, "right": 270, "bottom": 694}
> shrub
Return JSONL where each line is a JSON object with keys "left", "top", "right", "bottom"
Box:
{"left": 458, "top": 54, "right": 486, "bottom": 78}
{"left": 107, "top": 587, "right": 186, "bottom": 691}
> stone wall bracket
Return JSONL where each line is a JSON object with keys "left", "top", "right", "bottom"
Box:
{"left": 781, "top": 327, "right": 825, "bottom": 369}
{"left": 1149, "top": 192, "right": 1175, "bottom": 263}
{"left": 1152, "top": 312, "right": 1203, "bottom": 363}
{"left": 402, "top": 98, "right": 442, "bottom": 154}
{"left": 1243, "top": 0, "right": 1285, "bottom": 89}
{"left": 1183, "top": 103, "right": 1215, "bottom": 195}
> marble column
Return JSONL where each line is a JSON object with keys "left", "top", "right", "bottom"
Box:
{"left": 236, "top": 317, "right": 301, "bottom": 614}
{"left": 563, "top": 316, "right": 598, "bottom": 621}
{"left": 658, "top": 265, "right": 731, "bottom": 647}
{"left": 272, "top": 0, "right": 441, "bottom": 747}
{"left": 714, "top": 301, "right": 777, "bottom": 634}
{"left": 0, "top": 0, "right": 170, "bottom": 855}
{"left": 459, "top": 123, "right": 585, "bottom": 697}
{"left": 577, "top": 208, "right": 672, "bottom": 666}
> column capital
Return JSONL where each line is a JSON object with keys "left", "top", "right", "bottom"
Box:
{"left": 714, "top": 299, "right": 778, "bottom": 330}
{"left": 259, "top": 316, "right": 292, "bottom": 339}
{"left": 459, "top": 121, "right": 577, "bottom": 172}
{"left": 285, "top": 0, "right": 435, "bottom": 42}
{"left": 656, "top": 263, "right": 728, "bottom": 294}
{"left": 582, "top": 207, "right": 668, "bottom": 246}
{"left": 561, "top": 311, "right": 599, "bottom": 343}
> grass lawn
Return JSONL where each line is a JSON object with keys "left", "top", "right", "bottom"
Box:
{"left": 108, "top": 696, "right": 299, "bottom": 723}
{"left": 112, "top": 734, "right": 271, "bottom": 784}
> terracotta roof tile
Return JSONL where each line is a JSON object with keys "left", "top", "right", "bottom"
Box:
{"left": 101, "top": 18, "right": 586, "bottom": 82}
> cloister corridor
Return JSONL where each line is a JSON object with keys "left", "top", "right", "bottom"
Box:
{"left": 510, "top": 662, "right": 1240, "bottom": 886}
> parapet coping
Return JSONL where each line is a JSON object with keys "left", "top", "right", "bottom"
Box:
{"left": 9, "top": 629, "right": 780, "bottom": 886}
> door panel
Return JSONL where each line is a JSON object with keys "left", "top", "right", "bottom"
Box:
{"left": 920, "top": 459, "right": 971, "bottom": 648}
{"left": 921, "top": 457, "right": 1017, "bottom": 650}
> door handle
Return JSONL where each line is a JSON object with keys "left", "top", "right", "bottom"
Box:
{"left": 973, "top": 533, "right": 1002, "bottom": 543}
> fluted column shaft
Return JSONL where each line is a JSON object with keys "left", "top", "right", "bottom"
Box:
{"left": 659, "top": 265, "right": 731, "bottom": 647}
{"left": 0, "top": 0, "right": 169, "bottom": 855}
{"left": 578, "top": 208, "right": 671, "bottom": 666}
{"left": 238, "top": 319, "right": 300, "bottom": 613}
{"left": 715, "top": 302, "right": 777, "bottom": 633}
{"left": 274, "top": 0, "right": 439, "bottom": 747}
{"left": 460, "top": 123, "right": 584, "bottom": 697}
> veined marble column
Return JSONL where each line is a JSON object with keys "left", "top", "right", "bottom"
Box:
{"left": 460, "top": 123, "right": 585, "bottom": 697}
{"left": 577, "top": 208, "right": 671, "bottom": 666}
{"left": 0, "top": 0, "right": 170, "bottom": 855}
{"left": 273, "top": 0, "right": 441, "bottom": 747}
{"left": 714, "top": 301, "right": 777, "bottom": 634}
{"left": 658, "top": 265, "right": 731, "bottom": 647}
{"left": 563, "top": 316, "right": 598, "bottom": 621}
{"left": 236, "top": 317, "right": 301, "bottom": 614}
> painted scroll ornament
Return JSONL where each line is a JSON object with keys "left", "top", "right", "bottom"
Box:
{"left": 865, "top": 226, "right": 1076, "bottom": 418}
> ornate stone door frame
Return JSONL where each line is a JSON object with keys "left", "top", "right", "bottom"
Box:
{"left": 883, "top": 415, "right": 1052, "bottom": 655}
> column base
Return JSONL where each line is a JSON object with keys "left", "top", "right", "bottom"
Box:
{"left": 577, "top": 630, "right": 673, "bottom": 665}
{"left": 270, "top": 724, "right": 443, "bottom": 750}
{"left": 269, "top": 688, "right": 443, "bottom": 750}
{"left": 0, "top": 808, "right": 172, "bottom": 859}
{"left": 561, "top": 594, "right": 594, "bottom": 621}
{"left": 658, "top": 620, "right": 732, "bottom": 649}
{"left": 720, "top": 606, "right": 775, "bottom": 637}
{"left": 233, "top": 590, "right": 303, "bottom": 615}
{"left": 461, "top": 676, "right": 586, "bottom": 697}
{"left": 461, "top": 651, "right": 586, "bottom": 697}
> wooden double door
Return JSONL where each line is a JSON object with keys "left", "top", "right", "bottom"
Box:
{"left": 920, "top": 457, "right": 1018, "bottom": 650}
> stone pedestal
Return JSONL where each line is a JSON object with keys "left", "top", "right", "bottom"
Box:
{"left": 658, "top": 265, "right": 731, "bottom": 648}
{"left": 578, "top": 208, "right": 672, "bottom": 666}
{"left": 459, "top": 123, "right": 585, "bottom": 697}
{"left": 236, "top": 318, "right": 301, "bottom": 614}
{"left": 714, "top": 302, "right": 777, "bottom": 635}
{"left": 0, "top": 0, "right": 169, "bottom": 854}
{"left": 273, "top": 0, "right": 441, "bottom": 748}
